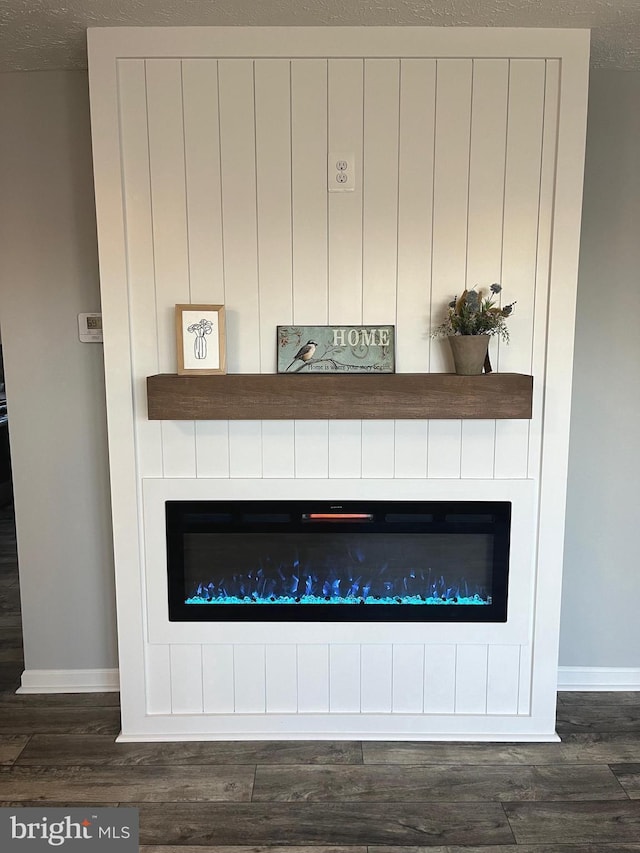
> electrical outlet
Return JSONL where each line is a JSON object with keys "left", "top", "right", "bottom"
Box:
{"left": 328, "top": 153, "right": 355, "bottom": 192}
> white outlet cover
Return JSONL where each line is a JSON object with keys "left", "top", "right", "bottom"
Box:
{"left": 328, "top": 152, "right": 355, "bottom": 192}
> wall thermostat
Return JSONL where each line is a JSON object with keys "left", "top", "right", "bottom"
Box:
{"left": 78, "top": 313, "right": 103, "bottom": 343}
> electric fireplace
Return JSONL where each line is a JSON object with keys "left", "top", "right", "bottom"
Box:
{"left": 166, "top": 500, "right": 511, "bottom": 622}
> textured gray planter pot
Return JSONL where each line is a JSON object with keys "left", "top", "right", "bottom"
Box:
{"left": 448, "top": 335, "right": 490, "bottom": 375}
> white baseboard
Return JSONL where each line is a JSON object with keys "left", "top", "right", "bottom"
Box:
{"left": 558, "top": 666, "right": 640, "bottom": 691}
{"left": 13, "top": 666, "right": 640, "bottom": 695}
{"left": 17, "top": 668, "right": 120, "bottom": 694}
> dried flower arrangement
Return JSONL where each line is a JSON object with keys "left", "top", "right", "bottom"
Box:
{"left": 432, "top": 283, "right": 515, "bottom": 342}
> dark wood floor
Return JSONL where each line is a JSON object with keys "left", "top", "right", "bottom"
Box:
{"left": 2, "top": 505, "right": 640, "bottom": 850}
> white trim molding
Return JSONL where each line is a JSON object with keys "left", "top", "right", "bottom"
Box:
{"left": 558, "top": 666, "right": 640, "bottom": 691}
{"left": 18, "top": 667, "right": 640, "bottom": 695}
{"left": 17, "top": 668, "right": 120, "bottom": 694}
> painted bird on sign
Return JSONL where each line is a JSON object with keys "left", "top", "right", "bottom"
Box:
{"left": 286, "top": 340, "right": 317, "bottom": 371}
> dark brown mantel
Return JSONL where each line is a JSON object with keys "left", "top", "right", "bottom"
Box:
{"left": 146, "top": 373, "right": 533, "bottom": 420}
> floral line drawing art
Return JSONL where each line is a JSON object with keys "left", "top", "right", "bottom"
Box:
{"left": 176, "top": 304, "right": 226, "bottom": 376}
{"left": 187, "top": 318, "right": 213, "bottom": 360}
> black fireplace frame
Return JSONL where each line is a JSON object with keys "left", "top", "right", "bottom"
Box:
{"left": 166, "top": 500, "right": 511, "bottom": 623}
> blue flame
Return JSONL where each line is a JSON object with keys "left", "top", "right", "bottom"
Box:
{"left": 186, "top": 592, "right": 489, "bottom": 606}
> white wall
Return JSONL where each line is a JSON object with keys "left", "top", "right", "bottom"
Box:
{"left": 0, "top": 71, "right": 117, "bottom": 672}
{"left": 0, "top": 65, "right": 635, "bottom": 682}
{"left": 560, "top": 70, "right": 640, "bottom": 669}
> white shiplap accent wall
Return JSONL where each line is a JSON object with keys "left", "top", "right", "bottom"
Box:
{"left": 88, "top": 28, "right": 589, "bottom": 740}
{"left": 124, "top": 55, "right": 548, "bottom": 477}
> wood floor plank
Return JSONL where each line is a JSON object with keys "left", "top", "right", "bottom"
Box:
{"left": 559, "top": 733, "right": 640, "bottom": 764}
{"left": 364, "top": 734, "right": 640, "bottom": 766}
{"left": 252, "top": 763, "right": 627, "bottom": 802}
{"left": 134, "top": 802, "right": 514, "bottom": 847}
{"left": 558, "top": 692, "right": 640, "bottom": 707}
{"left": 0, "top": 801, "right": 126, "bottom": 809}
{"left": 0, "top": 765, "right": 254, "bottom": 802}
{"left": 0, "top": 692, "right": 120, "bottom": 708}
{"left": 16, "top": 735, "right": 362, "bottom": 766}
{"left": 140, "top": 848, "right": 367, "bottom": 853}
{"left": 504, "top": 801, "right": 640, "bottom": 844}
{"left": 0, "top": 646, "right": 24, "bottom": 662}
{"left": 611, "top": 764, "right": 640, "bottom": 798}
{"left": 556, "top": 708, "right": 640, "bottom": 733}
{"left": 362, "top": 741, "right": 565, "bottom": 765}
{"left": 0, "top": 708, "right": 121, "bottom": 735}
{"left": 0, "top": 735, "right": 28, "bottom": 765}
{"left": 0, "top": 626, "right": 22, "bottom": 648}
{"left": 372, "top": 845, "right": 640, "bottom": 852}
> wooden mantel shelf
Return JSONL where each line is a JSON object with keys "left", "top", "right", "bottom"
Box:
{"left": 146, "top": 373, "right": 533, "bottom": 420}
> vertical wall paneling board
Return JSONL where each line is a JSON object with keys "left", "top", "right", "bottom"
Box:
{"left": 181, "top": 60, "right": 231, "bottom": 477}
{"left": 233, "top": 644, "right": 266, "bottom": 713}
{"left": 262, "top": 420, "right": 295, "bottom": 478}
{"left": 455, "top": 644, "right": 489, "bottom": 714}
{"left": 326, "top": 60, "right": 363, "bottom": 478}
{"left": 361, "top": 644, "right": 393, "bottom": 713}
{"left": 291, "top": 61, "right": 330, "bottom": 478}
{"left": 146, "top": 60, "right": 196, "bottom": 477}
{"left": 145, "top": 644, "right": 172, "bottom": 715}
{"left": 328, "top": 59, "right": 364, "bottom": 324}
{"left": 528, "top": 61, "right": 560, "bottom": 480}
{"left": 255, "top": 61, "right": 295, "bottom": 476}
{"left": 427, "top": 420, "right": 462, "bottom": 478}
{"left": 297, "top": 644, "right": 330, "bottom": 713}
{"left": 486, "top": 644, "right": 521, "bottom": 715}
{"left": 396, "top": 59, "right": 436, "bottom": 373}
{"left": 328, "top": 421, "right": 362, "bottom": 478}
{"left": 494, "top": 417, "right": 529, "bottom": 479}
{"left": 461, "top": 422, "right": 495, "bottom": 479}
{"left": 265, "top": 644, "right": 298, "bottom": 713}
{"left": 429, "top": 59, "right": 472, "bottom": 374}
{"left": 362, "top": 421, "right": 395, "bottom": 478}
{"left": 291, "top": 60, "right": 328, "bottom": 324}
{"left": 461, "top": 59, "right": 509, "bottom": 478}
{"left": 498, "top": 59, "right": 545, "bottom": 372}
{"left": 517, "top": 644, "right": 533, "bottom": 715}
{"left": 117, "top": 60, "right": 163, "bottom": 478}
{"left": 393, "top": 59, "right": 435, "bottom": 481}
{"left": 202, "top": 644, "right": 235, "bottom": 713}
{"left": 218, "top": 60, "right": 262, "bottom": 472}
{"left": 196, "top": 421, "right": 230, "bottom": 478}
{"left": 161, "top": 422, "right": 197, "bottom": 477}
{"left": 427, "top": 60, "right": 472, "bottom": 475}
{"left": 218, "top": 60, "right": 262, "bottom": 486}
{"left": 424, "top": 644, "right": 456, "bottom": 714}
{"left": 495, "top": 60, "right": 545, "bottom": 478}
{"left": 362, "top": 59, "right": 400, "bottom": 322}
{"left": 170, "top": 645, "right": 204, "bottom": 713}
{"left": 329, "top": 644, "right": 361, "bottom": 713}
{"left": 392, "top": 644, "right": 425, "bottom": 713}
{"left": 345, "top": 61, "right": 389, "bottom": 496}
{"left": 394, "top": 420, "right": 428, "bottom": 478}
{"left": 217, "top": 59, "right": 261, "bottom": 372}
{"left": 295, "top": 421, "right": 329, "bottom": 478}
{"left": 228, "top": 420, "right": 263, "bottom": 477}
{"left": 254, "top": 60, "right": 294, "bottom": 371}
{"left": 181, "top": 60, "right": 225, "bottom": 304}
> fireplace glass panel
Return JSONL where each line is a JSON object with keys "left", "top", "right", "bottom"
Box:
{"left": 166, "top": 501, "right": 510, "bottom": 622}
